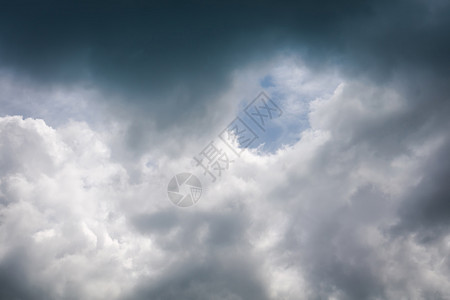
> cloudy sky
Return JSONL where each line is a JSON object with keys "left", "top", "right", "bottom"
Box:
{"left": 1, "top": 0, "right": 450, "bottom": 299}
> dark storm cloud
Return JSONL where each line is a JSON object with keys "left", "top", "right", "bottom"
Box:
{"left": 2, "top": 0, "right": 449, "bottom": 126}
{"left": 2, "top": 0, "right": 449, "bottom": 166}
{"left": 393, "top": 135, "right": 450, "bottom": 243}
{"left": 123, "top": 257, "right": 269, "bottom": 300}
{"left": 0, "top": 248, "right": 49, "bottom": 300}
{"left": 0, "top": 0, "right": 359, "bottom": 125}
{"left": 128, "top": 208, "right": 269, "bottom": 300}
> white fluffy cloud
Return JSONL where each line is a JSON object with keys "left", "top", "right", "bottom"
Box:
{"left": 0, "top": 57, "right": 449, "bottom": 300}
{"left": 0, "top": 116, "right": 157, "bottom": 299}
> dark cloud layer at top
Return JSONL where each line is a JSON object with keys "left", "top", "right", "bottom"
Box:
{"left": 1, "top": 0, "right": 449, "bottom": 127}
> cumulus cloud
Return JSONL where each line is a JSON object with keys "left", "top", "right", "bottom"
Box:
{"left": 1, "top": 57, "right": 449, "bottom": 299}
{"left": 0, "top": 0, "right": 449, "bottom": 299}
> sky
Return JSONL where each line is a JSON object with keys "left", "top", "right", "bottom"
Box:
{"left": 0, "top": 0, "right": 450, "bottom": 299}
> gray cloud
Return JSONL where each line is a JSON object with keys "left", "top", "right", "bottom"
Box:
{"left": 1, "top": 0, "right": 448, "bottom": 123}
{"left": 1, "top": 1, "right": 450, "bottom": 299}
{"left": 2, "top": 0, "right": 449, "bottom": 167}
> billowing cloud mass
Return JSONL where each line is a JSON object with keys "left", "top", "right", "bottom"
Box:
{"left": 0, "top": 0, "right": 450, "bottom": 299}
